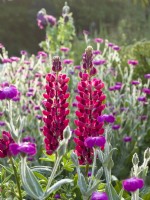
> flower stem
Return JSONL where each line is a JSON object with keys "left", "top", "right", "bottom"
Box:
{"left": 45, "top": 156, "right": 62, "bottom": 191}
{"left": 9, "top": 157, "right": 22, "bottom": 200}
{"left": 85, "top": 164, "right": 89, "bottom": 177}
{"left": 132, "top": 190, "right": 139, "bottom": 200}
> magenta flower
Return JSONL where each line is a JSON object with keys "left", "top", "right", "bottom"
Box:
{"left": 0, "top": 131, "right": 14, "bottom": 158}
{"left": 93, "top": 50, "right": 102, "bottom": 55}
{"left": 83, "top": 30, "right": 89, "bottom": 35}
{"left": 91, "top": 191, "right": 108, "bottom": 200}
{"left": 128, "top": 60, "right": 138, "bottom": 66}
{"left": 84, "top": 136, "right": 106, "bottom": 148}
{"left": 144, "top": 74, "right": 150, "bottom": 79}
{"left": 112, "top": 124, "right": 120, "bottom": 130}
{"left": 37, "top": 51, "right": 47, "bottom": 58}
{"left": 131, "top": 80, "right": 140, "bottom": 85}
{"left": 42, "top": 56, "right": 70, "bottom": 155}
{"left": 140, "top": 115, "right": 148, "bottom": 121}
{"left": 0, "top": 85, "right": 18, "bottom": 100}
{"left": 10, "top": 56, "right": 20, "bottom": 62}
{"left": 94, "top": 38, "right": 104, "bottom": 43}
{"left": 54, "top": 194, "right": 61, "bottom": 199}
{"left": 137, "top": 96, "right": 147, "bottom": 102}
{"left": 74, "top": 46, "right": 106, "bottom": 165}
{"left": 45, "top": 15, "right": 56, "bottom": 26}
{"left": 142, "top": 88, "right": 150, "bottom": 95}
{"left": 2, "top": 58, "right": 12, "bottom": 63}
{"left": 123, "top": 136, "right": 132, "bottom": 142}
{"left": 63, "top": 59, "right": 73, "bottom": 65}
{"left": 93, "top": 59, "right": 106, "bottom": 66}
{"left": 122, "top": 177, "right": 144, "bottom": 192}
{"left": 20, "top": 50, "right": 27, "bottom": 55}
{"left": 9, "top": 142, "right": 37, "bottom": 156}
{"left": 112, "top": 45, "right": 121, "bottom": 51}
{"left": 0, "top": 121, "right": 6, "bottom": 126}
{"left": 97, "top": 114, "right": 115, "bottom": 123}
{"left": 60, "top": 47, "right": 70, "bottom": 52}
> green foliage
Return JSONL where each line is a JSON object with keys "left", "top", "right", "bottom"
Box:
{"left": 120, "top": 40, "right": 150, "bottom": 81}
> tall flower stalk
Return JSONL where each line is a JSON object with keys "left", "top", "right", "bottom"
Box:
{"left": 74, "top": 46, "right": 106, "bottom": 167}
{"left": 42, "top": 56, "right": 70, "bottom": 155}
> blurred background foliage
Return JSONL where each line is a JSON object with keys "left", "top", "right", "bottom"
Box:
{"left": 0, "top": 0, "right": 150, "bottom": 79}
{"left": 0, "top": 0, "right": 150, "bottom": 54}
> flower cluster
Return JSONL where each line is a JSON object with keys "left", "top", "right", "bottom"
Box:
{"left": 42, "top": 56, "right": 70, "bottom": 155}
{"left": 0, "top": 131, "right": 14, "bottom": 158}
{"left": 74, "top": 46, "right": 106, "bottom": 164}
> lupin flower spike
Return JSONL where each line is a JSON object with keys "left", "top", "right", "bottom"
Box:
{"left": 42, "top": 56, "right": 70, "bottom": 155}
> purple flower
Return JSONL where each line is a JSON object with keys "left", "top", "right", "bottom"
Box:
{"left": 142, "top": 88, "right": 150, "bottom": 95}
{"left": 10, "top": 56, "right": 20, "bottom": 62}
{"left": 37, "top": 51, "right": 47, "bottom": 58}
{"left": 123, "top": 136, "right": 132, "bottom": 142}
{"left": 122, "top": 177, "right": 144, "bottom": 192}
{"left": 0, "top": 85, "right": 18, "bottom": 100}
{"left": 137, "top": 96, "right": 147, "bottom": 102}
{"left": 34, "top": 105, "right": 40, "bottom": 110}
{"left": 112, "top": 124, "right": 120, "bottom": 130}
{"left": 36, "top": 115, "right": 42, "bottom": 120}
{"left": 45, "top": 15, "right": 56, "bottom": 26}
{"left": 84, "top": 136, "right": 106, "bottom": 148}
{"left": 0, "top": 121, "right": 6, "bottom": 126}
{"left": 112, "top": 45, "right": 121, "bottom": 51}
{"left": 97, "top": 114, "right": 115, "bottom": 123}
{"left": 91, "top": 191, "right": 108, "bottom": 200}
{"left": 54, "top": 194, "right": 61, "bottom": 199}
{"left": 131, "top": 80, "right": 140, "bottom": 85}
{"left": 63, "top": 59, "right": 73, "bottom": 65}
{"left": 88, "top": 171, "right": 92, "bottom": 177}
{"left": 128, "top": 60, "right": 138, "bottom": 66}
{"left": 74, "top": 65, "right": 81, "bottom": 70}
{"left": 83, "top": 30, "right": 89, "bottom": 35}
{"left": 94, "top": 38, "right": 104, "bottom": 43}
{"left": 140, "top": 115, "right": 148, "bottom": 121}
{"left": 93, "top": 50, "right": 102, "bottom": 55}
{"left": 9, "top": 142, "right": 37, "bottom": 156}
{"left": 26, "top": 92, "right": 33, "bottom": 97}
{"left": 108, "top": 43, "right": 114, "bottom": 47}
{"left": 144, "top": 74, "right": 150, "bottom": 79}
{"left": 60, "top": 47, "right": 70, "bottom": 52}
{"left": 22, "top": 136, "right": 36, "bottom": 143}
{"left": 20, "top": 50, "right": 27, "bottom": 55}
{"left": 0, "top": 111, "right": 4, "bottom": 116}
{"left": 93, "top": 60, "right": 106, "bottom": 66}
{"left": 2, "top": 58, "right": 12, "bottom": 63}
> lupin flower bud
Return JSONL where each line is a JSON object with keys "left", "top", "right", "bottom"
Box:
{"left": 74, "top": 46, "right": 106, "bottom": 165}
{"left": 42, "top": 57, "right": 70, "bottom": 155}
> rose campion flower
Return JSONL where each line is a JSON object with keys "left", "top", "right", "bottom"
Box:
{"left": 131, "top": 80, "right": 140, "bottom": 85}
{"left": 91, "top": 191, "right": 108, "bottom": 200}
{"left": 144, "top": 74, "right": 150, "bottom": 79}
{"left": 60, "top": 47, "right": 70, "bottom": 52}
{"left": 84, "top": 136, "right": 106, "bottom": 148}
{"left": 97, "top": 114, "right": 115, "bottom": 123}
{"left": 63, "top": 59, "right": 73, "bottom": 65}
{"left": 137, "top": 96, "right": 147, "bottom": 102}
{"left": 9, "top": 142, "right": 37, "bottom": 156}
{"left": 123, "top": 136, "right": 132, "bottom": 142}
{"left": 112, "top": 124, "right": 120, "bottom": 130}
{"left": 122, "top": 177, "right": 144, "bottom": 192}
{"left": 54, "top": 194, "right": 61, "bottom": 199}
{"left": 93, "top": 60, "right": 106, "bottom": 66}
{"left": 112, "top": 45, "right": 120, "bottom": 51}
{"left": 0, "top": 85, "right": 18, "bottom": 100}
{"left": 94, "top": 38, "right": 104, "bottom": 43}
{"left": 128, "top": 60, "right": 138, "bottom": 66}
{"left": 0, "top": 131, "right": 14, "bottom": 158}
{"left": 142, "top": 88, "right": 150, "bottom": 95}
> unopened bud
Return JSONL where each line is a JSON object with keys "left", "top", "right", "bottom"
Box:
{"left": 63, "top": 126, "right": 71, "bottom": 140}
{"left": 57, "top": 140, "right": 67, "bottom": 157}
{"left": 132, "top": 153, "right": 139, "bottom": 166}
{"left": 144, "top": 148, "right": 150, "bottom": 160}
